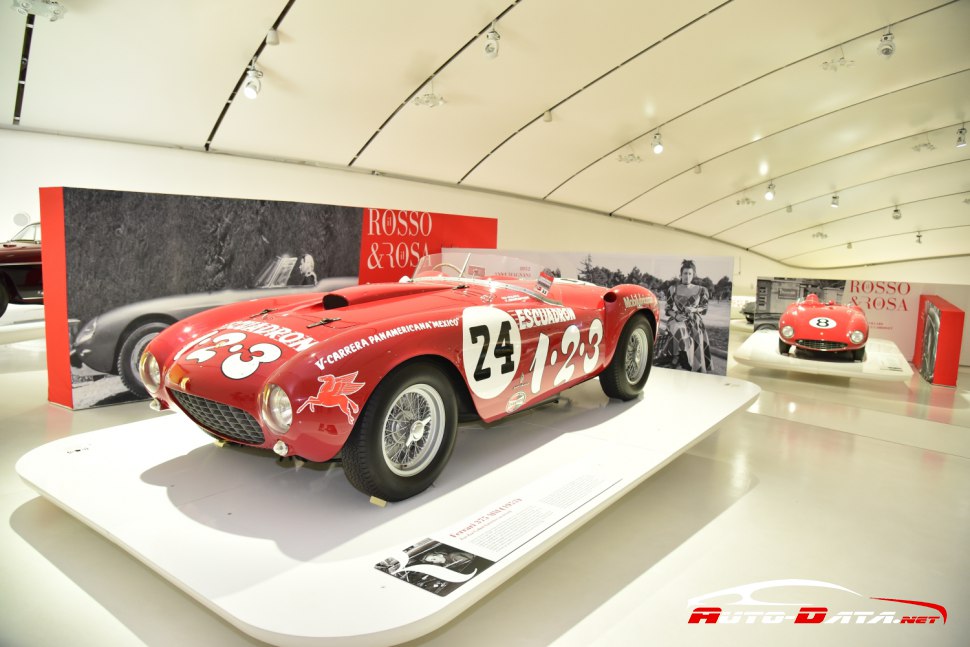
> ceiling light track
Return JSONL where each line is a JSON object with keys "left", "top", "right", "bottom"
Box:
{"left": 11, "top": 13, "right": 34, "bottom": 126}
{"left": 739, "top": 190, "right": 970, "bottom": 249}
{"left": 203, "top": 0, "right": 296, "bottom": 152}
{"left": 572, "top": 7, "right": 967, "bottom": 213}
{"left": 778, "top": 225, "right": 969, "bottom": 267}
{"left": 350, "top": 1, "right": 522, "bottom": 168}
{"left": 657, "top": 110, "right": 970, "bottom": 228}
{"left": 460, "top": 1, "right": 736, "bottom": 186}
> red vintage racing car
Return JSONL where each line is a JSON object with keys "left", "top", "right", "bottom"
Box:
{"left": 778, "top": 293, "right": 868, "bottom": 361}
{"left": 140, "top": 252, "right": 659, "bottom": 501}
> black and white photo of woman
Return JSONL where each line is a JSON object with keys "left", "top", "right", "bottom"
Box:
{"left": 657, "top": 259, "right": 713, "bottom": 372}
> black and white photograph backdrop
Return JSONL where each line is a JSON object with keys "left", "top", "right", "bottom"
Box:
{"left": 62, "top": 188, "right": 362, "bottom": 408}
{"left": 451, "top": 248, "right": 734, "bottom": 376}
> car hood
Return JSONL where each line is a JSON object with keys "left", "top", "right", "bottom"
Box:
{"left": 783, "top": 301, "right": 868, "bottom": 332}
{"left": 88, "top": 276, "right": 358, "bottom": 330}
{"left": 0, "top": 242, "right": 41, "bottom": 262}
{"left": 164, "top": 280, "right": 463, "bottom": 398}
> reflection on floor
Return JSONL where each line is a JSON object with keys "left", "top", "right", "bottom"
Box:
{"left": 1, "top": 327, "right": 968, "bottom": 647}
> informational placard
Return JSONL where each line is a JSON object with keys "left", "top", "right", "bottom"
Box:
{"left": 375, "top": 469, "right": 619, "bottom": 597}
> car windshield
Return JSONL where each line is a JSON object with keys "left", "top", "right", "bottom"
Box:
{"left": 9, "top": 223, "right": 40, "bottom": 243}
{"left": 413, "top": 252, "right": 564, "bottom": 303}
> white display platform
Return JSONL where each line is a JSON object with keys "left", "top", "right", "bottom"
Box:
{"left": 18, "top": 368, "right": 758, "bottom": 647}
{"left": 733, "top": 329, "right": 914, "bottom": 381}
{"left": 0, "top": 304, "right": 45, "bottom": 345}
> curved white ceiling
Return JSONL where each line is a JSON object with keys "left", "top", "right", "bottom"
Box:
{"left": 1, "top": 0, "right": 967, "bottom": 269}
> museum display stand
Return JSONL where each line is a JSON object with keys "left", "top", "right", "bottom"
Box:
{"left": 0, "top": 304, "right": 45, "bottom": 346}
{"left": 18, "top": 368, "right": 759, "bottom": 647}
{"left": 913, "top": 294, "right": 965, "bottom": 387}
{"left": 733, "top": 329, "right": 913, "bottom": 381}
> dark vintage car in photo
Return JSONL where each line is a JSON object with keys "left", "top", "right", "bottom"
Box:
{"left": 71, "top": 254, "right": 357, "bottom": 397}
{"left": 140, "top": 252, "right": 661, "bottom": 501}
{"left": 0, "top": 222, "right": 43, "bottom": 318}
{"left": 778, "top": 293, "right": 868, "bottom": 361}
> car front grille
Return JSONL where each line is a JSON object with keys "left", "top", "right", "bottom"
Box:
{"left": 796, "top": 339, "right": 847, "bottom": 351}
{"left": 170, "top": 390, "right": 264, "bottom": 445}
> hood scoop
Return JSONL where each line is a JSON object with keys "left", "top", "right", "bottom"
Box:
{"left": 322, "top": 282, "right": 453, "bottom": 310}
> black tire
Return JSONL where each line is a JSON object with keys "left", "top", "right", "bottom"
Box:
{"left": 852, "top": 347, "right": 865, "bottom": 362}
{"left": 0, "top": 282, "right": 9, "bottom": 318}
{"left": 779, "top": 339, "right": 792, "bottom": 355}
{"left": 342, "top": 362, "right": 458, "bottom": 501}
{"left": 599, "top": 314, "right": 654, "bottom": 401}
{"left": 117, "top": 321, "right": 170, "bottom": 397}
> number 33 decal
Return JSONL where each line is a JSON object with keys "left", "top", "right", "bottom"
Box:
{"left": 462, "top": 307, "right": 522, "bottom": 399}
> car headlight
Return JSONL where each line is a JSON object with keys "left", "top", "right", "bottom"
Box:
{"left": 74, "top": 317, "right": 98, "bottom": 346}
{"left": 139, "top": 351, "right": 161, "bottom": 394}
{"left": 261, "top": 384, "right": 293, "bottom": 435}
{"left": 781, "top": 325, "right": 795, "bottom": 339}
{"left": 849, "top": 330, "right": 865, "bottom": 344}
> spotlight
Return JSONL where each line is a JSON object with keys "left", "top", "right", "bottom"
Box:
{"left": 484, "top": 23, "right": 500, "bottom": 59}
{"left": 412, "top": 89, "right": 445, "bottom": 107}
{"left": 265, "top": 28, "right": 279, "bottom": 46}
{"left": 958, "top": 126, "right": 967, "bottom": 148}
{"left": 831, "top": 194, "right": 839, "bottom": 208}
{"left": 847, "top": 242, "right": 853, "bottom": 250}
{"left": 786, "top": 204, "right": 793, "bottom": 213}
{"left": 542, "top": 110, "right": 552, "bottom": 122}
{"left": 11, "top": 0, "right": 66, "bottom": 20}
{"left": 821, "top": 46, "right": 854, "bottom": 72}
{"left": 242, "top": 63, "right": 263, "bottom": 99}
{"left": 892, "top": 207, "right": 901, "bottom": 220}
{"left": 877, "top": 29, "right": 895, "bottom": 58}
{"left": 764, "top": 182, "right": 775, "bottom": 201}
{"left": 916, "top": 232, "right": 922, "bottom": 244}
{"left": 651, "top": 132, "right": 664, "bottom": 154}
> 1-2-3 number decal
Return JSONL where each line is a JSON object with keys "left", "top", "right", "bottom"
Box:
{"left": 530, "top": 319, "right": 604, "bottom": 393}
{"left": 462, "top": 307, "right": 605, "bottom": 400}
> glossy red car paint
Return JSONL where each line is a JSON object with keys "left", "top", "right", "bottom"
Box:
{"left": 778, "top": 293, "right": 868, "bottom": 358}
{"left": 144, "top": 257, "right": 660, "bottom": 467}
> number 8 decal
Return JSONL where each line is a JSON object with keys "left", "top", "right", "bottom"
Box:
{"left": 462, "top": 307, "right": 521, "bottom": 399}
{"left": 809, "top": 317, "right": 836, "bottom": 329}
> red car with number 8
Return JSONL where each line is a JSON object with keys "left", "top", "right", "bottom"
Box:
{"left": 778, "top": 293, "right": 868, "bottom": 361}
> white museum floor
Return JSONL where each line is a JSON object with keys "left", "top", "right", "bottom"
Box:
{"left": 1, "top": 325, "right": 969, "bottom": 647}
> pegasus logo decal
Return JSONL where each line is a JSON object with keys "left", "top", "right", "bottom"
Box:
{"left": 296, "top": 372, "right": 366, "bottom": 424}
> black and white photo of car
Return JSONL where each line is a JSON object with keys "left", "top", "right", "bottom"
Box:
{"left": 71, "top": 254, "right": 356, "bottom": 398}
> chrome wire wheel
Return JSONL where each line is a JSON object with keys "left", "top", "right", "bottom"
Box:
{"left": 381, "top": 384, "right": 446, "bottom": 477}
{"left": 624, "top": 328, "right": 649, "bottom": 384}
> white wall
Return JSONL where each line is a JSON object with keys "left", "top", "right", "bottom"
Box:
{"left": 1, "top": 128, "right": 967, "bottom": 295}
